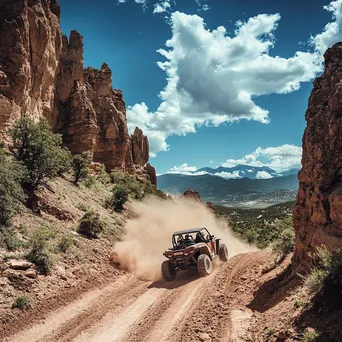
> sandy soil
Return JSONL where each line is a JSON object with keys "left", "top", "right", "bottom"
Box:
{"left": 4, "top": 251, "right": 269, "bottom": 342}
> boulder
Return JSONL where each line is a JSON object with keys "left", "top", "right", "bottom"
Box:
{"left": 7, "top": 259, "right": 33, "bottom": 271}
{"left": 25, "top": 269, "right": 37, "bottom": 279}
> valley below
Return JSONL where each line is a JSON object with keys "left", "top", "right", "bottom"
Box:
{"left": 157, "top": 173, "right": 298, "bottom": 208}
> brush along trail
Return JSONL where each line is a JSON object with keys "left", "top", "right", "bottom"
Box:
{"left": 5, "top": 251, "right": 268, "bottom": 342}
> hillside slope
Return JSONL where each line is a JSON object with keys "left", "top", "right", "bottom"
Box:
{"left": 0, "top": 176, "right": 128, "bottom": 338}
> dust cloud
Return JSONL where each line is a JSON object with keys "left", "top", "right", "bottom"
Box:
{"left": 114, "top": 197, "right": 257, "bottom": 281}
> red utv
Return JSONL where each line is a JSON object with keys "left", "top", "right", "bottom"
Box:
{"left": 161, "top": 227, "right": 229, "bottom": 281}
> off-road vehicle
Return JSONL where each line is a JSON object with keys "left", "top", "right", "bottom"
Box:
{"left": 161, "top": 227, "right": 229, "bottom": 281}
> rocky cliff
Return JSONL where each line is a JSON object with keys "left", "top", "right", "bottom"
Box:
{"left": 293, "top": 42, "right": 342, "bottom": 266}
{"left": 0, "top": 0, "right": 156, "bottom": 183}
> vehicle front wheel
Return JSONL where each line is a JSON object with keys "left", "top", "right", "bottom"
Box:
{"left": 219, "top": 243, "right": 229, "bottom": 262}
{"left": 161, "top": 260, "right": 176, "bottom": 281}
{"left": 197, "top": 254, "right": 212, "bottom": 277}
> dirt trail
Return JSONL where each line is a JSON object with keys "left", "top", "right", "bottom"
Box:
{"left": 5, "top": 252, "right": 267, "bottom": 342}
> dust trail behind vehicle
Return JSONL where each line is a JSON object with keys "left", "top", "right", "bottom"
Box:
{"left": 114, "top": 197, "right": 257, "bottom": 280}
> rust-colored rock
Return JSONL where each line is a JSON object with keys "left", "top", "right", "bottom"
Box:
{"left": 183, "top": 189, "right": 202, "bottom": 202}
{"left": 183, "top": 189, "right": 215, "bottom": 212}
{"left": 7, "top": 259, "right": 33, "bottom": 271}
{"left": 0, "top": 0, "right": 62, "bottom": 134}
{"left": 293, "top": 42, "right": 342, "bottom": 266}
{"left": 144, "top": 163, "right": 157, "bottom": 186}
{"left": 131, "top": 127, "right": 149, "bottom": 166}
{"left": 56, "top": 34, "right": 130, "bottom": 170}
{"left": 0, "top": 0, "right": 155, "bottom": 176}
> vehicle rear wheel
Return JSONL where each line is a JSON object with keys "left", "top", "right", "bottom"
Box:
{"left": 219, "top": 243, "right": 229, "bottom": 262}
{"left": 161, "top": 260, "right": 176, "bottom": 281}
{"left": 197, "top": 254, "right": 212, "bottom": 277}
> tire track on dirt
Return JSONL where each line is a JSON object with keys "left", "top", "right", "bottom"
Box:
{"left": 48, "top": 278, "right": 148, "bottom": 342}
{"left": 121, "top": 272, "right": 214, "bottom": 342}
{"left": 72, "top": 287, "right": 166, "bottom": 342}
{"left": 5, "top": 274, "right": 146, "bottom": 342}
{"left": 167, "top": 253, "right": 251, "bottom": 342}
{"left": 5, "top": 252, "right": 262, "bottom": 342}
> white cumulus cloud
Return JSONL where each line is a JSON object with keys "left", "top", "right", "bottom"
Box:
{"left": 117, "top": 0, "right": 208, "bottom": 13}
{"left": 213, "top": 171, "right": 242, "bottom": 179}
{"left": 127, "top": 8, "right": 331, "bottom": 156}
{"left": 222, "top": 144, "right": 302, "bottom": 172}
{"left": 153, "top": 0, "right": 171, "bottom": 14}
{"left": 256, "top": 171, "right": 273, "bottom": 179}
{"left": 310, "top": 0, "right": 342, "bottom": 54}
{"left": 195, "top": 0, "right": 210, "bottom": 11}
{"left": 169, "top": 163, "right": 198, "bottom": 173}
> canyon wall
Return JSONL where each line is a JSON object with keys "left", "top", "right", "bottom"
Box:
{"left": 0, "top": 0, "right": 155, "bottom": 183}
{"left": 293, "top": 42, "right": 342, "bottom": 265}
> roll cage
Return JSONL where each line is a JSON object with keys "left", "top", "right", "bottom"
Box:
{"left": 172, "top": 228, "right": 212, "bottom": 248}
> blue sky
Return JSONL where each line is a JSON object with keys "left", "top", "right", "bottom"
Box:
{"left": 58, "top": 0, "right": 342, "bottom": 175}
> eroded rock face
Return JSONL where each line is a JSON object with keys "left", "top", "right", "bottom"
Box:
{"left": 144, "top": 163, "right": 157, "bottom": 186}
{"left": 131, "top": 127, "right": 149, "bottom": 166}
{"left": 0, "top": 0, "right": 155, "bottom": 176}
{"left": 293, "top": 42, "right": 342, "bottom": 266}
{"left": 0, "top": 0, "right": 62, "bottom": 134}
{"left": 183, "top": 189, "right": 202, "bottom": 202}
{"left": 183, "top": 189, "right": 215, "bottom": 212}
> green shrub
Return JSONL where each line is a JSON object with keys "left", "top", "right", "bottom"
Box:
{"left": 271, "top": 226, "right": 295, "bottom": 264}
{"left": 0, "top": 148, "right": 26, "bottom": 225}
{"left": 97, "top": 164, "right": 110, "bottom": 185}
{"left": 267, "top": 328, "right": 275, "bottom": 337}
{"left": 26, "top": 228, "right": 54, "bottom": 274}
{"left": 112, "top": 184, "right": 129, "bottom": 211}
{"left": 9, "top": 117, "right": 71, "bottom": 208}
{"left": 301, "top": 328, "right": 320, "bottom": 342}
{"left": 78, "top": 211, "right": 104, "bottom": 238}
{"left": 57, "top": 147, "right": 72, "bottom": 176}
{"left": 305, "top": 247, "right": 342, "bottom": 295}
{"left": 110, "top": 170, "right": 166, "bottom": 205}
{"left": 58, "top": 235, "right": 74, "bottom": 253}
{"left": 305, "top": 268, "right": 327, "bottom": 294}
{"left": 12, "top": 295, "right": 31, "bottom": 310}
{"left": 294, "top": 297, "right": 312, "bottom": 310}
{"left": 0, "top": 226, "right": 21, "bottom": 251}
{"left": 72, "top": 152, "right": 91, "bottom": 184}
{"left": 84, "top": 176, "right": 97, "bottom": 188}
{"left": 26, "top": 249, "right": 53, "bottom": 275}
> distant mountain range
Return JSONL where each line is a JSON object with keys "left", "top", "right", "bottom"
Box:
{"left": 158, "top": 165, "right": 300, "bottom": 208}
{"left": 189, "top": 164, "right": 299, "bottom": 180}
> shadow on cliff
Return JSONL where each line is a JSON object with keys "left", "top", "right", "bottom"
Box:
{"left": 295, "top": 279, "right": 342, "bottom": 342}
{"left": 247, "top": 263, "right": 301, "bottom": 313}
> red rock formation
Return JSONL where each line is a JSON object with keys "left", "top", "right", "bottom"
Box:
{"left": 57, "top": 33, "right": 130, "bottom": 170}
{"left": 0, "top": 0, "right": 156, "bottom": 179}
{"left": 293, "top": 42, "right": 342, "bottom": 266}
{"left": 183, "top": 189, "right": 202, "bottom": 202}
{"left": 131, "top": 127, "right": 149, "bottom": 166}
{"left": 144, "top": 163, "right": 157, "bottom": 186}
{"left": 183, "top": 189, "right": 215, "bottom": 212}
{"left": 0, "top": 0, "right": 62, "bottom": 133}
